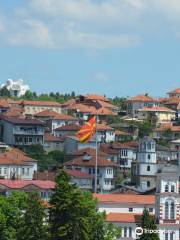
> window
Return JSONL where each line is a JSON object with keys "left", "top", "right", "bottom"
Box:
{"left": 147, "top": 181, "right": 150, "bottom": 187}
{"left": 129, "top": 208, "right": 133, "bottom": 212}
{"left": 129, "top": 227, "right": 132, "bottom": 237}
{"left": 148, "top": 154, "right": 151, "bottom": 160}
{"left": 170, "top": 202, "right": 175, "bottom": 219}
{"left": 165, "top": 185, "right": 169, "bottom": 192}
{"left": 149, "top": 208, "right": 153, "bottom": 213}
{"left": 27, "top": 168, "right": 30, "bottom": 176}
{"left": 171, "top": 185, "right": 175, "bottom": 192}
{"left": 165, "top": 232, "right": 168, "bottom": 240}
{"left": 147, "top": 166, "right": 150, "bottom": 171}
{"left": 124, "top": 227, "right": 127, "bottom": 237}
{"left": 0, "top": 168, "right": 1, "bottom": 175}
{"left": 22, "top": 168, "right": 25, "bottom": 175}
{"left": 4, "top": 168, "right": 7, "bottom": 175}
{"left": 170, "top": 232, "right": 174, "bottom": 240}
{"left": 165, "top": 201, "right": 169, "bottom": 219}
{"left": 89, "top": 168, "right": 91, "bottom": 174}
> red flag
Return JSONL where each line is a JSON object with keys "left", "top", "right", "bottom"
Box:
{"left": 76, "top": 116, "right": 96, "bottom": 143}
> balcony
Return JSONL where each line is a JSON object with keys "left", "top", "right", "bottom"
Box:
{"left": 13, "top": 129, "right": 44, "bottom": 135}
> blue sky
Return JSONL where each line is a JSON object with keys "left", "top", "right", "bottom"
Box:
{"left": 0, "top": 0, "right": 180, "bottom": 98}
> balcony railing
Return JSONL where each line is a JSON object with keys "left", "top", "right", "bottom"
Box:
{"left": 13, "top": 129, "right": 44, "bottom": 135}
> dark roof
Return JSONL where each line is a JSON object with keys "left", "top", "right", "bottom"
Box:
{"left": 0, "top": 116, "right": 44, "bottom": 125}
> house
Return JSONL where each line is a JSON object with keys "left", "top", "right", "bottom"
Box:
{"left": 64, "top": 169, "right": 93, "bottom": 191}
{"left": 43, "top": 132, "right": 64, "bottom": 152}
{"left": 1, "top": 79, "right": 30, "bottom": 97}
{"left": 153, "top": 123, "right": 180, "bottom": 140}
{"left": 100, "top": 142, "right": 138, "bottom": 170}
{"left": 54, "top": 124, "right": 80, "bottom": 137}
{"left": 115, "top": 130, "right": 132, "bottom": 142}
{"left": 167, "top": 88, "right": 180, "bottom": 98}
{"left": 21, "top": 100, "right": 62, "bottom": 115}
{"left": 126, "top": 94, "right": 160, "bottom": 118}
{"left": 97, "top": 164, "right": 180, "bottom": 240}
{"left": 0, "top": 148, "right": 37, "bottom": 180}
{"left": 0, "top": 179, "right": 55, "bottom": 201}
{"left": 64, "top": 149, "right": 117, "bottom": 192}
{"left": 177, "top": 102, "right": 180, "bottom": 121}
{"left": 55, "top": 123, "right": 115, "bottom": 143}
{"left": 138, "top": 106, "right": 176, "bottom": 126}
{"left": 62, "top": 94, "right": 117, "bottom": 122}
{"left": 0, "top": 99, "right": 11, "bottom": 114}
{"left": 0, "top": 116, "right": 45, "bottom": 146}
{"left": 33, "top": 168, "right": 93, "bottom": 191}
{"left": 34, "top": 109, "right": 78, "bottom": 132}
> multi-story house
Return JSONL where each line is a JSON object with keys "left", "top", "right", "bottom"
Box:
{"left": 138, "top": 106, "right": 176, "bottom": 126}
{"left": 64, "top": 149, "right": 117, "bottom": 193}
{"left": 153, "top": 123, "right": 180, "bottom": 140}
{"left": 43, "top": 132, "right": 64, "bottom": 152}
{"left": 0, "top": 148, "right": 37, "bottom": 180}
{"left": 0, "top": 116, "right": 45, "bottom": 146}
{"left": 21, "top": 100, "right": 62, "bottom": 115}
{"left": 56, "top": 124, "right": 115, "bottom": 146}
{"left": 167, "top": 88, "right": 180, "bottom": 98}
{"left": 34, "top": 109, "right": 79, "bottom": 133}
{"left": 0, "top": 179, "right": 55, "bottom": 201}
{"left": 97, "top": 164, "right": 180, "bottom": 240}
{"left": 126, "top": 94, "right": 160, "bottom": 118}
{"left": 100, "top": 142, "right": 138, "bottom": 170}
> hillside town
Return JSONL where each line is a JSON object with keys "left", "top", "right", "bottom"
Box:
{"left": 0, "top": 79, "right": 179, "bottom": 239}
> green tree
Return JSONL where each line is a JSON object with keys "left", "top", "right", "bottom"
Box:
{"left": 0, "top": 87, "right": 10, "bottom": 97}
{"left": 17, "top": 192, "right": 48, "bottom": 240}
{"left": 48, "top": 150, "right": 64, "bottom": 167}
{"left": 138, "top": 121, "right": 153, "bottom": 138}
{"left": 139, "top": 208, "right": 159, "bottom": 240}
{"left": 49, "top": 170, "right": 120, "bottom": 240}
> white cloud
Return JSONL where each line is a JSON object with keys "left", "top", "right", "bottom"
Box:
{"left": 8, "top": 19, "right": 54, "bottom": 48}
{"left": 2, "top": 0, "right": 180, "bottom": 49}
{"left": 93, "top": 72, "right": 109, "bottom": 82}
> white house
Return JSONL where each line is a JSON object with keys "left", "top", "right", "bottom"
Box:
{"left": 0, "top": 179, "right": 55, "bottom": 201}
{"left": 96, "top": 163, "right": 180, "bottom": 240}
{"left": 1, "top": 79, "right": 30, "bottom": 97}
{"left": 64, "top": 148, "right": 117, "bottom": 193}
{"left": 126, "top": 94, "right": 160, "bottom": 118}
{"left": 0, "top": 148, "right": 37, "bottom": 180}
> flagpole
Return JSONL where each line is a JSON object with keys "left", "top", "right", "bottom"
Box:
{"left": 95, "top": 114, "right": 98, "bottom": 193}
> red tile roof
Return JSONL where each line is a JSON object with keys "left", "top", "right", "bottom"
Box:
{"left": 34, "top": 110, "right": 76, "bottom": 120}
{"left": 0, "top": 99, "right": 10, "bottom": 108}
{"left": 64, "top": 154, "right": 117, "bottom": 168}
{"left": 0, "top": 148, "right": 36, "bottom": 165}
{"left": 55, "top": 124, "right": 80, "bottom": 131}
{"left": 84, "top": 94, "right": 110, "bottom": 102}
{"left": 64, "top": 169, "right": 93, "bottom": 179}
{"left": 73, "top": 148, "right": 108, "bottom": 157}
{"left": 0, "top": 179, "right": 55, "bottom": 189}
{"left": 167, "top": 88, "right": 180, "bottom": 94}
{"left": 106, "top": 213, "right": 142, "bottom": 223}
{"left": 97, "top": 124, "right": 114, "bottom": 131}
{"left": 2, "top": 107, "right": 24, "bottom": 117}
{"left": 44, "top": 133, "right": 64, "bottom": 142}
{"left": 115, "top": 130, "right": 131, "bottom": 136}
{"left": 22, "top": 100, "right": 61, "bottom": 107}
{"left": 154, "top": 124, "right": 180, "bottom": 132}
{"left": 128, "top": 94, "right": 158, "bottom": 102}
{"left": 94, "top": 194, "right": 155, "bottom": 204}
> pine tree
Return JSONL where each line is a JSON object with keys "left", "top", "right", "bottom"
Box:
{"left": 139, "top": 208, "right": 159, "bottom": 240}
{"left": 49, "top": 170, "right": 121, "bottom": 240}
{"left": 17, "top": 192, "right": 48, "bottom": 240}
